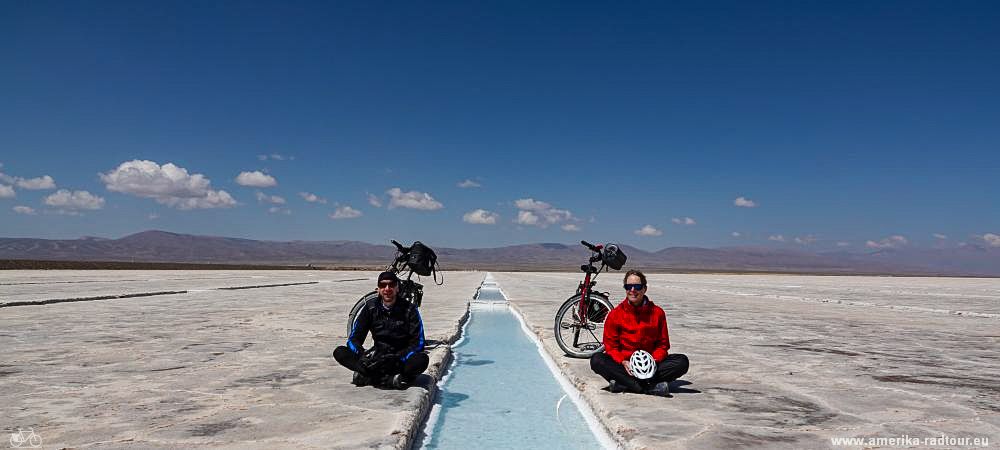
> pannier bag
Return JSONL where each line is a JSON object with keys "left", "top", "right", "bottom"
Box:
{"left": 400, "top": 279, "right": 425, "bottom": 308}
{"left": 602, "top": 243, "right": 627, "bottom": 270}
{"left": 407, "top": 241, "right": 438, "bottom": 276}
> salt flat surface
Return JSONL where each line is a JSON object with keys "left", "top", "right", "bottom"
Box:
{"left": 2, "top": 271, "right": 998, "bottom": 449}
{"left": 1, "top": 270, "right": 482, "bottom": 449}
{"left": 491, "top": 273, "right": 1000, "bottom": 449}
{"left": 0, "top": 270, "right": 344, "bottom": 304}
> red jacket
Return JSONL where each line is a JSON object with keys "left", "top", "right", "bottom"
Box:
{"left": 602, "top": 296, "right": 670, "bottom": 364}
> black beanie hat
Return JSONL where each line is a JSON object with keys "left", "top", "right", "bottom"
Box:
{"left": 378, "top": 271, "right": 399, "bottom": 284}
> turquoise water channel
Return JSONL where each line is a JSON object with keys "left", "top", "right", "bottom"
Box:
{"left": 420, "top": 277, "right": 611, "bottom": 449}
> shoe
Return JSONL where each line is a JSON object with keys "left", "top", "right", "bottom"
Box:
{"left": 645, "top": 381, "right": 672, "bottom": 397}
{"left": 390, "top": 374, "right": 409, "bottom": 390}
{"left": 608, "top": 380, "right": 627, "bottom": 393}
{"left": 352, "top": 371, "right": 370, "bottom": 387}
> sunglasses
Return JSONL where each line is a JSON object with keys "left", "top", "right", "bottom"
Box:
{"left": 378, "top": 281, "right": 398, "bottom": 289}
{"left": 623, "top": 283, "right": 646, "bottom": 292}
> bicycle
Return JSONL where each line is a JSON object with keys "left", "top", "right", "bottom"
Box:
{"left": 9, "top": 427, "right": 41, "bottom": 448}
{"left": 553, "top": 240, "right": 627, "bottom": 358}
{"left": 346, "top": 240, "right": 441, "bottom": 339}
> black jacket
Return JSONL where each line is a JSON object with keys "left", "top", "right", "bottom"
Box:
{"left": 347, "top": 295, "right": 425, "bottom": 361}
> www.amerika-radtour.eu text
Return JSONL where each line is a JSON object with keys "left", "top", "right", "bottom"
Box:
{"left": 830, "top": 434, "right": 989, "bottom": 447}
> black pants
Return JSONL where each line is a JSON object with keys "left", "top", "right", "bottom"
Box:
{"left": 590, "top": 352, "right": 689, "bottom": 393}
{"left": 332, "top": 346, "right": 429, "bottom": 383}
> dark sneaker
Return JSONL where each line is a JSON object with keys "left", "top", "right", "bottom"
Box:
{"left": 352, "top": 371, "right": 370, "bottom": 387}
{"left": 390, "top": 374, "right": 409, "bottom": 390}
{"left": 608, "top": 380, "right": 628, "bottom": 393}
{"left": 645, "top": 381, "right": 672, "bottom": 397}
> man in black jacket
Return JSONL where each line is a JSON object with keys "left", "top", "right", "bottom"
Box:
{"left": 333, "top": 271, "right": 428, "bottom": 389}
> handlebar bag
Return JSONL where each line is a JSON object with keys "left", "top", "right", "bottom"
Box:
{"left": 602, "top": 244, "right": 627, "bottom": 270}
{"left": 407, "top": 241, "right": 438, "bottom": 276}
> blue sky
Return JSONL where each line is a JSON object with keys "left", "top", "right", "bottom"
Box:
{"left": 2, "top": 1, "right": 998, "bottom": 251}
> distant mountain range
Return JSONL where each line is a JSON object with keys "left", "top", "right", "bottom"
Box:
{"left": 1, "top": 230, "right": 998, "bottom": 276}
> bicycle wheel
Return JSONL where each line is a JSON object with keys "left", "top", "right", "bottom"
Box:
{"left": 347, "top": 291, "right": 378, "bottom": 337}
{"left": 554, "top": 292, "right": 613, "bottom": 358}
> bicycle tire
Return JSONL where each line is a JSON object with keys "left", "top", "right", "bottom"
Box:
{"left": 553, "top": 292, "right": 613, "bottom": 358}
{"left": 347, "top": 291, "right": 379, "bottom": 337}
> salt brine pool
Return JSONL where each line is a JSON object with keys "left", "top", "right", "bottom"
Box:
{"left": 417, "top": 275, "right": 615, "bottom": 449}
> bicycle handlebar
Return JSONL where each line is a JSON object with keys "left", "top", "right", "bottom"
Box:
{"left": 388, "top": 240, "right": 412, "bottom": 273}
{"left": 581, "top": 240, "right": 603, "bottom": 252}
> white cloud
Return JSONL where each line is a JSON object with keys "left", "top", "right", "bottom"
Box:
{"left": 672, "top": 217, "right": 696, "bottom": 226}
{"left": 635, "top": 225, "right": 663, "bottom": 236}
{"left": 561, "top": 223, "right": 581, "bottom": 232}
{"left": 866, "top": 235, "right": 909, "bottom": 249}
{"left": 981, "top": 233, "right": 1000, "bottom": 247}
{"left": 299, "top": 192, "right": 327, "bottom": 204}
{"left": 15, "top": 175, "right": 56, "bottom": 190}
{"left": 269, "top": 206, "right": 291, "bottom": 215}
{"left": 794, "top": 235, "right": 817, "bottom": 245}
{"left": 516, "top": 210, "right": 540, "bottom": 226}
{"left": 330, "top": 206, "right": 362, "bottom": 219}
{"left": 933, "top": 233, "right": 948, "bottom": 240}
{"left": 387, "top": 188, "right": 443, "bottom": 210}
{"left": 166, "top": 191, "right": 236, "bottom": 210}
{"left": 734, "top": 196, "right": 758, "bottom": 208}
{"left": 0, "top": 185, "right": 13, "bottom": 198}
{"left": 731, "top": 232, "right": 742, "bottom": 237}
{"left": 768, "top": 235, "right": 786, "bottom": 242}
{"left": 148, "top": 213, "right": 159, "bottom": 220}
{"left": 542, "top": 208, "right": 573, "bottom": 224}
{"left": 513, "top": 198, "right": 573, "bottom": 228}
{"left": 457, "top": 179, "right": 481, "bottom": 188}
{"left": 463, "top": 209, "right": 498, "bottom": 225}
{"left": 235, "top": 170, "right": 277, "bottom": 188}
{"left": 101, "top": 160, "right": 237, "bottom": 210}
{"left": 258, "top": 154, "right": 294, "bottom": 161}
{"left": 0, "top": 169, "right": 56, "bottom": 190}
{"left": 367, "top": 192, "right": 382, "bottom": 208}
{"left": 44, "top": 189, "right": 105, "bottom": 210}
{"left": 515, "top": 198, "right": 551, "bottom": 211}
{"left": 255, "top": 191, "right": 286, "bottom": 205}
{"left": 13, "top": 205, "right": 36, "bottom": 215}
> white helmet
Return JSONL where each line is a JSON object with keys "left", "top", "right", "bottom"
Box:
{"left": 629, "top": 350, "right": 656, "bottom": 380}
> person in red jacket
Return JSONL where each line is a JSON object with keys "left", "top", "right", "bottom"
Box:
{"left": 590, "top": 269, "right": 689, "bottom": 396}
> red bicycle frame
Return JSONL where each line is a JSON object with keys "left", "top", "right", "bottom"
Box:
{"left": 573, "top": 241, "right": 604, "bottom": 347}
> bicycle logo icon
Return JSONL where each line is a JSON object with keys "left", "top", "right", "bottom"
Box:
{"left": 9, "top": 428, "right": 41, "bottom": 448}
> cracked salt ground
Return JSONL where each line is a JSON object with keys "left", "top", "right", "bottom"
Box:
{"left": 1, "top": 270, "right": 483, "bottom": 449}
{"left": 2, "top": 270, "right": 999, "bottom": 448}
{"left": 489, "top": 272, "right": 1000, "bottom": 449}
